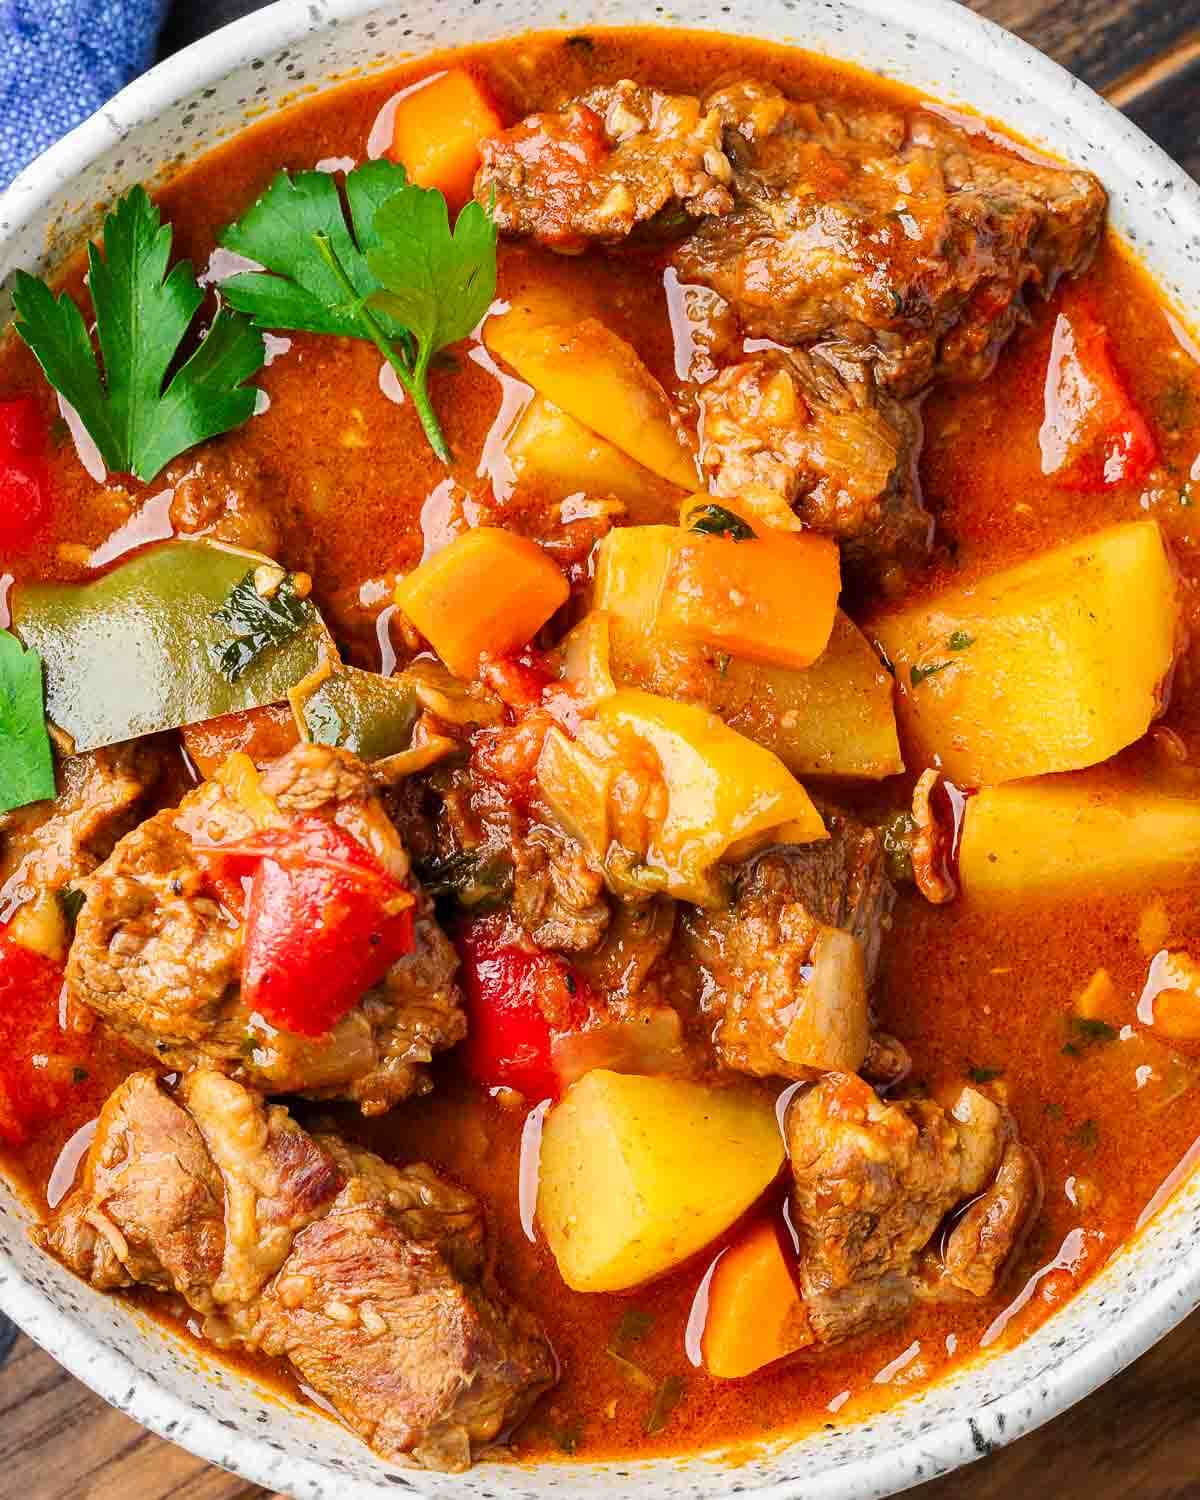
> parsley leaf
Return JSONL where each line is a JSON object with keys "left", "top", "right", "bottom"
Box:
{"left": 209, "top": 571, "right": 316, "bottom": 683}
{"left": 219, "top": 164, "right": 497, "bottom": 463}
{"left": 367, "top": 186, "right": 498, "bottom": 359}
{"left": 948, "top": 630, "right": 975, "bottom": 650}
{"left": 12, "top": 187, "right": 265, "bottom": 483}
{"left": 686, "top": 504, "right": 756, "bottom": 541}
{"left": 0, "top": 631, "right": 55, "bottom": 813}
{"left": 219, "top": 161, "right": 412, "bottom": 340}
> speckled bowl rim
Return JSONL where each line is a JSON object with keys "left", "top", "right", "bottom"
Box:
{"left": 1, "top": 1, "right": 1200, "bottom": 1497}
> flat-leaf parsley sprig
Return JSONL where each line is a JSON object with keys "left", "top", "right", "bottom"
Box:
{"left": 0, "top": 631, "right": 55, "bottom": 814}
{"left": 219, "top": 162, "right": 497, "bottom": 462}
{"left": 12, "top": 186, "right": 266, "bottom": 483}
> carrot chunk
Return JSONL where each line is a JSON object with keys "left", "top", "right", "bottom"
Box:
{"left": 703, "top": 1220, "right": 813, "bottom": 1380}
{"left": 388, "top": 69, "right": 502, "bottom": 209}
{"left": 661, "top": 524, "right": 841, "bottom": 670}
{"left": 394, "top": 527, "right": 568, "bottom": 679}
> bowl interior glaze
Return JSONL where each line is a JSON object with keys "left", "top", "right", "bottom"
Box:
{"left": 2, "top": 3, "right": 1200, "bottom": 1496}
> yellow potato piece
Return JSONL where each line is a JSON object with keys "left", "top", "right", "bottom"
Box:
{"left": 960, "top": 771, "right": 1200, "bottom": 898}
{"left": 870, "top": 521, "right": 1178, "bottom": 785}
{"left": 506, "top": 397, "right": 684, "bottom": 524}
{"left": 537, "top": 1070, "right": 785, "bottom": 1292}
{"left": 486, "top": 313, "right": 698, "bottom": 490}
{"left": 721, "top": 617, "right": 902, "bottom": 780}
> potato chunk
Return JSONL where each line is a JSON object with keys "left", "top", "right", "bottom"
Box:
{"left": 960, "top": 771, "right": 1200, "bottom": 897}
{"left": 506, "top": 397, "right": 684, "bottom": 524}
{"left": 870, "top": 521, "right": 1178, "bottom": 784}
{"left": 538, "top": 1070, "right": 785, "bottom": 1292}
{"left": 486, "top": 313, "right": 698, "bottom": 489}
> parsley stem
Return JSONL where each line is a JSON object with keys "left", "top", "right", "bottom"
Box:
{"left": 311, "top": 231, "right": 451, "bottom": 464}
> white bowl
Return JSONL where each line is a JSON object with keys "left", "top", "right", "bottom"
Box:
{"left": 2, "top": 3, "right": 1199, "bottom": 1496}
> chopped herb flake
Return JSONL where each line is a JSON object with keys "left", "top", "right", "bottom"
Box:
{"left": 611, "top": 1306, "right": 654, "bottom": 1352}
{"left": 1073, "top": 1118, "right": 1099, "bottom": 1149}
{"left": 209, "top": 570, "right": 315, "bottom": 683}
{"left": 551, "top": 1422, "right": 582, "bottom": 1454}
{"left": 644, "top": 1374, "right": 686, "bottom": 1436}
{"left": 1062, "top": 1016, "right": 1118, "bottom": 1056}
{"left": 880, "top": 810, "right": 916, "bottom": 885}
{"left": 968, "top": 1064, "right": 1005, "bottom": 1084}
{"left": 606, "top": 1349, "right": 656, "bottom": 1391}
{"left": 414, "top": 849, "right": 514, "bottom": 910}
{"left": 71, "top": 1066, "right": 89, "bottom": 1084}
{"left": 948, "top": 630, "right": 975, "bottom": 651}
{"left": 910, "top": 660, "right": 951, "bottom": 687}
{"left": 59, "top": 886, "right": 86, "bottom": 926}
{"left": 686, "top": 504, "right": 756, "bottom": 541}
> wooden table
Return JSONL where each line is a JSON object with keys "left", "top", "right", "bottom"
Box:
{"left": 3, "top": 2, "right": 1199, "bottom": 1496}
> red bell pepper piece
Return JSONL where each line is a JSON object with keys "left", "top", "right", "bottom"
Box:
{"left": 0, "top": 930, "right": 78, "bottom": 1146}
{"left": 457, "top": 916, "right": 594, "bottom": 1100}
{"left": 210, "top": 815, "right": 416, "bottom": 1037}
{"left": 1039, "top": 297, "right": 1157, "bottom": 491}
{"left": 0, "top": 395, "right": 51, "bottom": 555}
{"left": 0, "top": 396, "right": 51, "bottom": 553}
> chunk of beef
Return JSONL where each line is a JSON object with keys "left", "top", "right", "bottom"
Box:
{"left": 254, "top": 1138, "right": 552, "bottom": 1470}
{"left": 40, "top": 1070, "right": 226, "bottom": 1302}
{"left": 942, "top": 1138, "right": 1042, "bottom": 1297}
{"left": 475, "top": 81, "right": 734, "bottom": 251}
{"left": 511, "top": 823, "right": 611, "bottom": 955}
{"left": 784, "top": 1074, "right": 1039, "bottom": 1344}
{"left": 0, "top": 741, "right": 165, "bottom": 905}
{"left": 684, "top": 815, "right": 894, "bottom": 1079}
{"left": 675, "top": 80, "right": 1105, "bottom": 396}
{"left": 167, "top": 446, "right": 280, "bottom": 557}
{"left": 41, "top": 1071, "right": 555, "bottom": 1472}
{"left": 697, "top": 343, "right": 929, "bottom": 576}
{"left": 67, "top": 744, "right": 465, "bottom": 1113}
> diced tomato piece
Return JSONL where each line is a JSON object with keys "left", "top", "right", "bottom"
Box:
{"left": 216, "top": 815, "right": 416, "bottom": 1037}
{"left": 457, "top": 915, "right": 594, "bottom": 1099}
{"left": 0, "top": 395, "right": 51, "bottom": 554}
{"left": 1039, "top": 296, "right": 1157, "bottom": 491}
{"left": 0, "top": 930, "right": 80, "bottom": 1147}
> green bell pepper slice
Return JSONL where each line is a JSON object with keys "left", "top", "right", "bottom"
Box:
{"left": 296, "top": 665, "right": 420, "bottom": 761}
{"left": 11, "top": 540, "right": 336, "bottom": 752}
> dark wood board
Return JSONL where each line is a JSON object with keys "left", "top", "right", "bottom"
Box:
{"left": 4, "top": 1, "right": 1199, "bottom": 1496}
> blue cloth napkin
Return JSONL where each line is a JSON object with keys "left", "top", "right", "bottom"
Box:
{"left": 0, "top": 0, "right": 167, "bottom": 190}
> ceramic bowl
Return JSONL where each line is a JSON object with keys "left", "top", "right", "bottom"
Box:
{"left": 2, "top": 2, "right": 1199, "bottom": 1496}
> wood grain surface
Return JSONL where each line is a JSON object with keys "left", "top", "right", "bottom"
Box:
{"left": 4, "top": 1, "right": 1199, "bottom": 1496}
